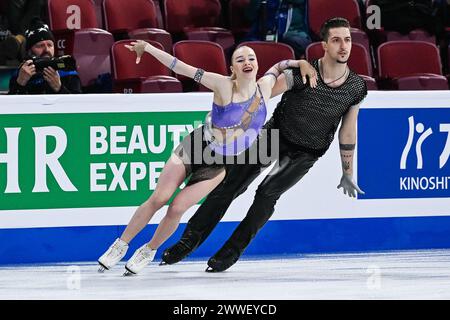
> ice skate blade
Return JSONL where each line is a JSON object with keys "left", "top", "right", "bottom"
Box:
{"left": 205, "top": 266, "right": 221, "bottom": 273}
{"left": 98, "top": 263, "right": 108, "bottom": 273}
{"left": 159, "top": 261, "right": 168, "bottom": 266}
{"left": 123, "top": 267, "right": 137, "bottom": 277}
{"left": 123, "top": 271, "right": 135, "bottom": 277}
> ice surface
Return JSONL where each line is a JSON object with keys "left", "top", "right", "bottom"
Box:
{"left": 1, "top": 250, "right": 450, "bottom": 300}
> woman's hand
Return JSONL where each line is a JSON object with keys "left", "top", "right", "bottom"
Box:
{"left": 125, "top": 40, "right": 150, "bottom": 64}
{"left": 298, "top": 60, "right": 318, "bottom": 88}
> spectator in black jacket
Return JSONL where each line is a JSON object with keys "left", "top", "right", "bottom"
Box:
{"left": 372, "top": 0, "right": 443, "bottom": 36}
{"left": 9, "top": 18, "right": 81, "bottom": 94}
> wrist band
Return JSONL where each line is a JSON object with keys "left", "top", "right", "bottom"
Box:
{"left": 169, "top": 58, "right": 178, "bottom": 70}
{"left": 339, "top": 143, "right": 355, "bottom": 151}
{"left": 194, "top": 68, "right": 205, "bottom": 83}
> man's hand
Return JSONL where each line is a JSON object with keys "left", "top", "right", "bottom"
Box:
{"left": 16, "top": 60, "right": 36, "bottom": 86}
{"left": 337, "top": 173, "right": 365, "bottom": 198}
{"left": 43, "top": 67, "right": 62, "bottom": 92}
{"left": 298, "top": 60, "right": 317, "bottom": 88}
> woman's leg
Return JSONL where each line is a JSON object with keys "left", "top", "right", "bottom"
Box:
{"left": 120, "top": 154, "right": 187, "bottom": 244}
{"left": 147, "top": 169, "right": 226, "bottom": 249}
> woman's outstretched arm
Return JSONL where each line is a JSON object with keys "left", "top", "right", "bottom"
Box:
{"left": 126, "top": 40, "right": 230, "bottom": 93}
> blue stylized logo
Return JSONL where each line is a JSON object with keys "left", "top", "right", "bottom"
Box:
{"left": 358, "top": 109, "right": 450, "bottom": 199}
{"left": 400, "top": 116, "right": 450, "bottom": 170}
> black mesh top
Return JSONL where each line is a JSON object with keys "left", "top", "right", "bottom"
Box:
{"left": 272, "top": 59, "right": 367, "bottom": 156}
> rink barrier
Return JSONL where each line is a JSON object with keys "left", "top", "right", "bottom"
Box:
{"left": 0, "top": 92, "right": 449, "bottom": 264}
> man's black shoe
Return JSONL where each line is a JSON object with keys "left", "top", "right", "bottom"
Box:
{"left": 206, "top": 246, "right": 241, "bottom": 272}
{"left": 161, "top": 228, "right": 202, "bottom": 265}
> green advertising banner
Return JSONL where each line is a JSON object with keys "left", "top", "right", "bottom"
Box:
{"left": 0, "top": 111, "right": 206, "bottom": 210}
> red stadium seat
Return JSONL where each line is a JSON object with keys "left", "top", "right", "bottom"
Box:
{"left": 72, "top": 28, "right": 114, "bottom": 88}
{"left": 229, "top": 0, "right": 252, "bottom": 41}
{"left": 350, "top": 28, "right": 371, "bottom": 59}
{"left": 164, "top": 0, "right": 224, "bottom": 38}
{"left": 173, "top": 40, "right": 228, "bottom": 91}
{"left": 385, "top": 29, "right": 436, "bottom": 44}
{"left": 306, "top": 42, "right": 377, "bottom": 90}
{"left": 111, "top": 39, "right": 181, "bottom": 93}
{"left": 128, "top": 28, "right": 173, "bottom": 53}
{"left": 103, "top": 0, "right": 158, "bottom": 36}
{"left": 48, "top": 0, "right": 98, "bottom": 31}
{"left": 113, "top": 40, "right": 170, "bottom": 78}
{"left": 393, "top": 75, "right": 449, "bottom": 90}
{"left": 308, "top": 0, "right": 362, "bottom": 40}
{"left": 378, "top": 41, "right": 448, "bottom": 90}
{"left": 113, "top": 75, "right": 182, "bottom": 93}
{"left": 371, "top": 28, "right": 437, "bottom": 54}
{"left": 305, "top": 43, "right": 323, "bottom": 61}
{"left": 359, "top": 75, "right": 378, "bottom": 90}
{"left": 47, "top": 0, "right": 99, "bottom": 55}
{"left": 185, "top": 27, "right": 235, "bottom": 57}
{"left": 365, "top": 0, "right": 437, "bottom": 52}
{"left": 238, "top": 41, "right": 295, "bottom": 79}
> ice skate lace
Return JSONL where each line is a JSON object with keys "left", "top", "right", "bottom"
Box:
{"left": 135, "top": 247, "right": 152, "bottom": 264}
{"left": 107, "top": 242, "right": 125, "bottom": 259}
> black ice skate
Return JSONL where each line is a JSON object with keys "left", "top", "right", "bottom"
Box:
{"left": 206, "top": 246, "right": 241, "bottom": 272}
{"left": 160, "top": 228, "right": 202, "bottom": 265}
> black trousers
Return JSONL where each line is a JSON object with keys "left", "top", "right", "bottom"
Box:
{"left": 185, "top": 126, "right": 319, "bottom": 255}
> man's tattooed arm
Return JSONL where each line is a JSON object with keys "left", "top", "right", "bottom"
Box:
{"left": 339, "top": 143, "right": 355, "bottom": 175}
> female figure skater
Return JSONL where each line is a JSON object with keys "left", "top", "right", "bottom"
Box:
{"left": 98, "top": 40, "right": 317, "bottom": 275}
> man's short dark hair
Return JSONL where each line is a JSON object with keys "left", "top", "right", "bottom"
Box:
{"left": 320, "top": 17, "right": 351, "bottom": 42}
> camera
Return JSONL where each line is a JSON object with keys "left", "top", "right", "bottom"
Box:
{"left": 31, "top": 55, "right": 76, "bottom": 72}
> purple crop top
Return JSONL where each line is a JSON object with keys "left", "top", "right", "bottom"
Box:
{"left": 204, "top": 84, "right": 267, "bottom": 156}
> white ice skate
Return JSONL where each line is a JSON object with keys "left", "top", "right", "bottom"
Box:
{"left": 97, "top": 238, "right": 129, "bottom": 272}
{"left": 123, "top": 244, "right": 157, "bottom": 276}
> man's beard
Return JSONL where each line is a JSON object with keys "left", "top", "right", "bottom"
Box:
{"left": 336, "top": 58, "right": 348, "bottom": 64}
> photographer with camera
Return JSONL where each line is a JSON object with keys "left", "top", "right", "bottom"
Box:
{"left": 8, "top": 18, "right": 81, "bottom": 94}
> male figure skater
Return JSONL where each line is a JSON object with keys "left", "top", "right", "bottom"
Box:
{"left": 162, "top": 17, "right": 368, "bottom": 272}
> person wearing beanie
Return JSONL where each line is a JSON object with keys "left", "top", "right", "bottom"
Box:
{"left": 8, "top": 18, "right": 81, "bottom": 94}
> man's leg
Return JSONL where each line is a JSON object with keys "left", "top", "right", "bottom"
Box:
{"left": 207, "top": 151, "right": 318, "bottom": 272}
{"left": 7, "top": 0, "right": 25, "bottom": 35}
{"left": 20, "top": 0, "right": 45, "bottom": 35}
{"left": 161, "top": 125, "right": 280, "bottom": 264}
{"left": 280, "top": 32, "right": 312, "bottom": 59}
{"left": 161, "top": 162, "right": 264, "bottom": 264}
